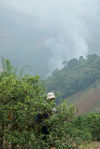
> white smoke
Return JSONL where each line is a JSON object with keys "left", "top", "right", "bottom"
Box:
{"left": 1, "top": 0, "right": 100, "bottom": 73}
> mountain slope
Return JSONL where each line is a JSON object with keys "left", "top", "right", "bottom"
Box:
{"left": 45, "top": 54, "right": 100, "bottom": 114}
{"left": 66, "top": 80, "right": 100, "bottom": 114}
{"left": 46, "top": 54, "right": 100, "bottom": 98}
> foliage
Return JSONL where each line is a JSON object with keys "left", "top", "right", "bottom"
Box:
{"left": 1, "top": 57, "right": 33, "bottom": 77}
{"left": 87, "top": 113, "right": 100, "bottom": 141}
{"left": 1, "top": 57, "right": 16, "bottom": 77}
{"left": 74, "top": 115, "right": 92, "bottom": 142}
{"left": 74, "top": 113, "right": 100, "bottom": 142}
{"left": 45, "top": 54, "right": 100, "bottom": 102}
{"left": 0, "top": 74, "right": 45, "bottom": 148}
{"left": 0, "top": 74, "right": 85, "bottom": 149}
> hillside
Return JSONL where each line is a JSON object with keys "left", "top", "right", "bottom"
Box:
{"left": 66, "top": 80, "right": 100, "bottom": 114}
{"left": 45, "top": 54, "right": 100, "bottom": 113}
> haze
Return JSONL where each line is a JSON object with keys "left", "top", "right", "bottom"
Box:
{"left": 0, "top": 0, "right": 100, "bottom": 77}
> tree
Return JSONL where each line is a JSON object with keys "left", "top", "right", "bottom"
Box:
{"left": 67, "top": 58, "right": 78, "bottom": 68}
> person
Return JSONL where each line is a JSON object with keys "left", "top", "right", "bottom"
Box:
{"left": 35, "top": 92, "right": 56, "bottom": 141}
{"left": 47, "top": 92, "right": 56, "bottom": 113}
{"left": 47, "top": 92, "right": 56, "bottom": 101}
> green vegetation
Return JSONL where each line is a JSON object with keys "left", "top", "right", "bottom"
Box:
{"left": 0, "top": 73, "right": 83, "bottom": 149}
{"left": 63, "top": 79, "right": 100, "bottom": 113}
{"left": 66, "top": 79, "right": 100, "bottom": 103}
{"left": 0, "top": 57, "right": 100, "bottom": 149}
{"left": 45, "top": 54, "right": 100, "bottom": 103}
{"left": 75, "top": 113, "right": 100, "bottom": 142}
{"left": 0, "top": 74, "right": 45, "bottom": 148}
{"left": 1, "top": 57, "right": 15, "bottom": 76}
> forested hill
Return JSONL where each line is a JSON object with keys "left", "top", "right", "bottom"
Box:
{"left": 45, "top": 54, "right": 100, "bottom": 102}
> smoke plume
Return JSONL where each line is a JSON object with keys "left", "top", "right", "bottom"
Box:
{"left": 1, "top": 0, "right": 100, "bottom": 74}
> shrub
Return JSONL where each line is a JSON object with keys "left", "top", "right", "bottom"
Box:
{"left": 0, "top": 74, "right": 83, "bottom": 149}
{"left": 87, "top": 113, "right": 100, "bottom": 141}
{"left": 74, "top": 113, "right": 100, "bottom": 142}
{"left": 0, "top": 74, "right": 46, "bottom": 148}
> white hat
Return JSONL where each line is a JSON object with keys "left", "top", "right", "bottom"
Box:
{"left": 47, "top": 92, "right": 55, "bottom": 100}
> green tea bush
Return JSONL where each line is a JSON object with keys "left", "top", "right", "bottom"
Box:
{"left": 87, "top": 113, "right": 100, "bottom": 141}
{"left": 0, "top": 74, "right": 84, "bottom": 149}
{"left": 74, "top": 113, "right": 100, "bottom": 142}
{"left": 0, "top": 74, "right": 46, "bottom": 148}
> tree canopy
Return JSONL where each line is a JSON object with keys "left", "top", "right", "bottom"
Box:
{"left": 45, "top": 54, "right": 100, "bottom": 102}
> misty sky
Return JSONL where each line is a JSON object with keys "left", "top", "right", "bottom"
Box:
{"left": 1, "top": 0, "right": 100, "bottom": 74}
